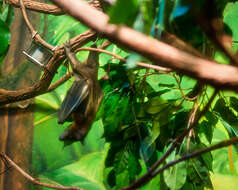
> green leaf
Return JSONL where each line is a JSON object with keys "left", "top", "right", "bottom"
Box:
{"left": 230, "top": 96, "right": 238, "bottom": 112}
{"left": 199, "top": 111, "right": 218, "bottom": 143}
{"left": 126, "top": 52, "right": 141, "bottom": 69}
{"left": 40, "top": 151, "right": 107, "bottom": 190}
{"left": 140, "top": 0, "right": 155, "bottom": 34}
{"left": 0, "top": 19, "right": 10, "bottom": 55}
{"left": 140, "top": 136, "right": 155, "bottom": 163}
{"left": 113, "top": 147, "right": 141, "bottom": 188}
{"left": 145, "top": 97, "right": 170, "bottom": 115}
{"left": 224, "top": 2, "right": 238, "bottom": 41}
{"left": 214, "top": 98, "right": 238, "bottom": 145}
{"left": 199, "top": 120, "right": 213, "bottom": 144}
{"left": 102, "top": 95, "right": 132, "bottom": 139}
{"left": 164, "top": 150, "right": 187, "bottom": 190}
{"left": 109, "top": 0, "right": 139, "bottom": 26}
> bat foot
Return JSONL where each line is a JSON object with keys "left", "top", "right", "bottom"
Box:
{"left": 64, "top": 41, "right": 72, "bottom": 53}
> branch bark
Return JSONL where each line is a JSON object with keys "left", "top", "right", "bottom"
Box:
{"left": 0, "top": 30, "right": 96, "bottom": 105}
{"left": 0, "top": 154, "right": 83, "bottom": 190}
{"left": 50, "top": 0, "right": 238, "bottom": 92}
{"left": 7, "top": 0, "right": 64, "bottom": 15}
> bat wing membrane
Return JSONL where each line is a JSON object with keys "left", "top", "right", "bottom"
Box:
{"left": 58, "top": 79, "right": 89, "bottom": 124}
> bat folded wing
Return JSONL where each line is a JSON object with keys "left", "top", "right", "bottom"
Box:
{"left": 58, "top": 79, "right": 89, "bottom": 124}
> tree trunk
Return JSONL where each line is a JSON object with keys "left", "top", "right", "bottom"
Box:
{"left": 0, "top": 6, "right": 41, "bottom": 190}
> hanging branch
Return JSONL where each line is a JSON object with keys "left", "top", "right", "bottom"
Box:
{"left": 0, "top": 154, "right": 83, "bottom": 190}
{"left": 19, "top": 0, "right": 54, "bottom": 50}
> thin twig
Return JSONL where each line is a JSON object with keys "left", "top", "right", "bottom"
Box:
{"left": 1, "top": 154, "right": 83, "bottom": 190}
{"left": 186, "top": 103, "right": 199, "bottom": 149}
{"left": 169, "top": 73, "right": 198, "bottom": 101}
{"left": 122, "top": 90, "right": 218, "bottom": 190}
{"left": 46, "top": 72, "right": 73, "bottom": 92}
{"left": 76, "top": 47, "right": 172, "bottom": 72}
{"left": 0, "top": 154, "right": 12, "bottom": 175}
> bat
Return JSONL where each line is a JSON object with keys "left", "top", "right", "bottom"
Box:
{"left": 58, "top": 42, "right": 103, "bottom": 142}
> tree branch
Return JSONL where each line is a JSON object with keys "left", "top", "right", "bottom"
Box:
{"left": 122, "top": 90, "right": 218, "bottom": 190}
{"left": 7, "top": 0, "right": 64, "bottom": 15}
{"left": 46, "top": 72, "right": 73, "bottom": 93}
{"left": 0, "top": 154, "right": 83, "bottom": 190}
{"left": 76, "top": 47, "right": 171, "bottom": 72}
{"left": 50, "top": 0, "right": 238, "bottom": 92}
{"left": 0, "top": 30, "right": 96, "bottom": 105}
{"left": 19, "top": 0, "right": 54, "bottom": 50}
{"left": 152, "top": 136, "right": 238, "bottom": 177}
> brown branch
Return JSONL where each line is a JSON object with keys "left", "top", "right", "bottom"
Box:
{"left": 0, "top": 154, "right": 83, "bottom": 190}
{"left": 188, "top": 1, "right": 238, "bottom": 66}
{"left": 152, "top": 136, "right": 238, "bottom": 177}
{"left": 7, "top": 0, "right": 105, "bottom": 15}
{"left": 7, "top": 0, "right": 64, "bottom": 15}
{"left": 19, "top": 0, "right": 54, "bottom": 50}
{"left": 46, "top": 72, "right": 73, "bottom": 93}
{"left": 76, "top": 47, "right": 171, "bottom": 71}
{"left": 169, "top": 73, "right": 198, "bottom": 101}
{"left": 49, "top": 0, "right": 238, "bottom": 92}
{"left": 122, "top": 90, "right": 218, "bottom": 190}
{"left": 186, "top": 103, "right": 199, "bottom": 149}
{"left": 0, "top": 30, "right": 97, "bottom": 105}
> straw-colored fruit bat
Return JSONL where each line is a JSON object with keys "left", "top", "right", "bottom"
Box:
{"left": 58, "top": 42, "right": 103, "bottom": 142}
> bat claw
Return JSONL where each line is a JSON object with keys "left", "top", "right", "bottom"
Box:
{"left": 64, "top": 41, "right": 72, "bottom": 53}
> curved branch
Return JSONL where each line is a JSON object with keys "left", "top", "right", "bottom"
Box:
{"left": 19, "top": 0, "right": 54, "bottom": 50}
{"left": 7, "top": 0, "right": 64, "bottom": 15}
{"left": 0, "top": 30, "right": 96, "bottom": 105}
{"left": 50, "top": 0, "right": 238, "bottom": 92}
{"left": 1, "top": 154, "right": 83, "bottom": 190}
{"left": 76, "top": 47, "right": 171, "bottom": 71}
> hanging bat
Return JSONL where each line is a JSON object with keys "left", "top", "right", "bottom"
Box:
{"left": 58, "top": 42, "right": 103, "bottom": 142}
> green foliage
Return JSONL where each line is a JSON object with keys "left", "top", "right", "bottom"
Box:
{"left": 2, "top": 1, "right": 238, "bottom": 190}
{"left": 0, "top": 15, "right": 10, "bottom": 55}
{"left": 164, "top": 150, "right": 187, "bottom": 190}
{"left": 108, "top": 0, "right": 139, "bottom": 26}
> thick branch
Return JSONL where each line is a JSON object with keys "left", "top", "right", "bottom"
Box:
{"left": 50, "top": 0, "right": 238, "bottom": 92}
{"left": 0, "top": 30, "right": 96, "bottom": 105}
{"left": 7, "top": 0, "right": 64, "bottom": 15}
